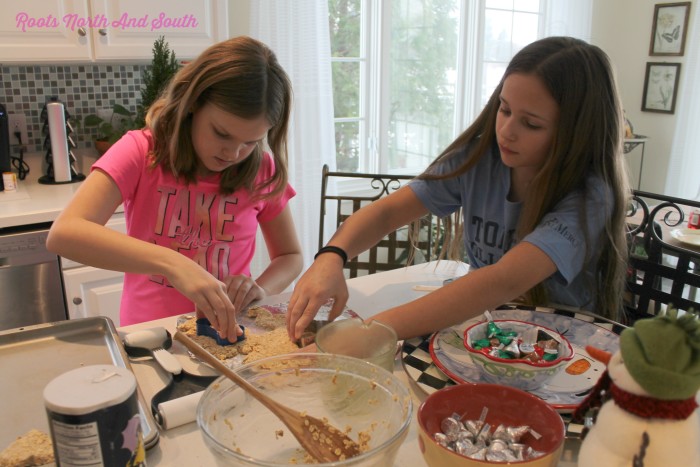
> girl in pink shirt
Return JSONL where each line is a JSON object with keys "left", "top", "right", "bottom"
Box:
{"left": 48, "top": 37, "right": 302, "bottom": 341}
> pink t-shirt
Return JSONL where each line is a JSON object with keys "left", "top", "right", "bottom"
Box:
{"left": 93, "top": 130, "right": 295, "bottom": 325}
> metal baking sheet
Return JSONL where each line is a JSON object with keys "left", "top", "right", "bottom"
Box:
{"left": 0, "top": 317, "right": 159, "bottom": 453}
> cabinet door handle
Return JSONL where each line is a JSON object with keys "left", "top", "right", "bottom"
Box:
{"left": 98, "top": 28, "right": 108, "bottom": 36}
{"left": 77, "top": 27, "right": 87, "bottom": 37}
{"left": 73, "top": 297, "right": 83, "bottom": 305}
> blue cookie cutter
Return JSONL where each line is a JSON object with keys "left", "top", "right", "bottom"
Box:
{"left": 196, "top": 318, "right": 246, "bottom": 346}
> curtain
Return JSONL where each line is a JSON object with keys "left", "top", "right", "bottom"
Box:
{"left": 665, "top": 4, "right": 700, "bottom": 200}
{"left": 249, "top": 0, "right": 337, "bottom": 284}
{"left": 543, "top": 0, "right": 593, "bottom": 41}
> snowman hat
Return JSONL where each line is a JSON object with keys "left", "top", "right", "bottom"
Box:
{"left": 620, "top": 309, "right": 700, "bottom": 400}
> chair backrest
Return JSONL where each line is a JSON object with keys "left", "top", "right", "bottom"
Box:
{"left": 625, "top": 190, "right": 700, "bottom": 322}
{"left": 319, "top": 164, "right": 434, "bottom": 278}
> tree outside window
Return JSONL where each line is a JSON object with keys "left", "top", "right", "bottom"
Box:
{"left": 329, "top": 0, "right": 541, "bottom": 174}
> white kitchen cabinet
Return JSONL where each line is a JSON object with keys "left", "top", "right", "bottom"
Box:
{"left": 61, "top": 212, "right": 125, "bottom": 326}
{"left": 63, "top": 266, "right": 124, "bottom": 326}
{"left": 88, "top": 0, "right": 228, "bottom": 61}
{"left": 0, "top": 0, "right": 228, "bottom": 63}
{"left": 0, "top": 0, "right": 92, "bottom": 62}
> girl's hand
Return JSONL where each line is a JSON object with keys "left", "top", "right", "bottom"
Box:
{"left": 167, "top": 259, "right": 240, "bottom": 341}
{"left": 223, "top": 274, "right": 267, "bottom": 314}
{"left": 295, "top": 342, "right": 317, "bottom": 353}
{"left": 287, "top": 254, "right": 349, "bottom": 340}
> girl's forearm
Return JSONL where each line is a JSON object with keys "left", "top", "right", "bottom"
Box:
{"left": 371, "top": 243, "right": 557, "bottom": 339}
{"left": 326, "top": 187, "right": 427, "bottom": 260}
{"left": 371, "top": 266, "right": 511, "bottom": 339}
{"left": 255, "top": 252, "right": 303, "bottom": 295}
{"left": 47, "top": 217, "right": 184, "bottom": 278}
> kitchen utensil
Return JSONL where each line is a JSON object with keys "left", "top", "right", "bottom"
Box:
{"left": 463, "top": 319, "right": 574, "bottom": 391}
{"left": 38, "top": 96, "right": 84, "bottom": 185}
{"left": 123, "top": 327, "right": 182, "bottom": 375}
{"left": 315, "top": 317, "right": 398, "bottom": 372}
{"left": 46, "top": 101, "right": 70, "bottom": 182}
{"left": 173, "top": 331, "right": 361, "bottom": 463}
{"left": 195, "top": 317, "right": 246, "bottom": 345}
{"left": 417, "top": 383, "right": 565, "bottom": 466}
{"left": 156, "top": 391, "right": 203, "bottom": 430}
{"left": 150, "top": 370, "right": 217, "bottom": 430}
{"left": 0, "top": 317, "right": 159, "bottom": 450}
{"left": 197, "top": 352, "right": 412, "bottom": 466}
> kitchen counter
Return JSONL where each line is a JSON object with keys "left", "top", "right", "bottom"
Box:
{"left": 0, "top": 176, "right": 84, "bottom": 229}
{"left": 0, "top": 150, "right": 98, "bottom": 229}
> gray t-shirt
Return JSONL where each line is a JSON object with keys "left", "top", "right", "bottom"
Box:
{"left": 409, "top": 142, "right": 611, "bottom": 310}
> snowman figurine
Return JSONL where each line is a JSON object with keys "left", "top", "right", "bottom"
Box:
{"left": 575, "top": 309, "right": 700, "bottom": 467}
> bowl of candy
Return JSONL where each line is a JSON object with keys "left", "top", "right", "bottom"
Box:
{"left": 463, "top": 317, "right": 574, "bottom": 391}
{"left": 417, "top": 383, "right": 565, "bottom": 466}
{"left": 197, "top": 353, "right": 413, "bottom": 466}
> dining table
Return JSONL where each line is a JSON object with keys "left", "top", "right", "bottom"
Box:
{"left": 119, "top": 260, "right": 587, "bottom": 466}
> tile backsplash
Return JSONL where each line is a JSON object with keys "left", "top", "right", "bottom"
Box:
{"left": 1, "top": 64, "right": 147, "bottom": 154}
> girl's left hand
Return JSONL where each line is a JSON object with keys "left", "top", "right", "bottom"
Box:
{"left": 223, "top": 275, "right": 266, "bottom": 314}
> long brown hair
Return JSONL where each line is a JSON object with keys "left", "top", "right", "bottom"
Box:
{"left": 423, "top": 37, "right": 630, "bottom": 319}
{"left": 146, "top": 36, "right": 292, "bottom": 199}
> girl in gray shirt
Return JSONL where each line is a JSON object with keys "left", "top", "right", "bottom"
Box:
{"left": 288, "top": 36, "right": 629, "bottom": 340}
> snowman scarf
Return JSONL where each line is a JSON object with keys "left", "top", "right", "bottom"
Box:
{"left": 573, "top": 369, "right": 699, "bottom": 433}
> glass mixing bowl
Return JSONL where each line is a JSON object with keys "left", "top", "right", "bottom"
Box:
{"left": 197, "top": 353, "right": 412, "bottom": 466}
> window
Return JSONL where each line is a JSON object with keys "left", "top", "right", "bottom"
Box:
{"left": 329, "top": 0, "right": 543, "bottom": 174}
{"left": 481, "top": 0, "right": 542, "bottom": 106}
{"left": 328, "top": 0, "right": 364, "bottom": 172}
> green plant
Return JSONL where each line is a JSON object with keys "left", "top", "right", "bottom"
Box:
{"left": 135, "top": 36, "right": 180, "bottom": 127}
{"left": 83, "top": 36, "right": 179, "bottom": 147}
{"left": 82, "top": 103, "right": 137, "bottom": 144}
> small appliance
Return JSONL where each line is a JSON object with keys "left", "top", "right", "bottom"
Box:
{"left": 0, "top": 103, "right": 11, "bottom": 191}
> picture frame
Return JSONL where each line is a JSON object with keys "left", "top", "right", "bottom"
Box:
{"left": 649, "top": 2, "right": 691, "bottom": 56}
{"left": 641, "top": 62, "right": 681, "bottom": 114}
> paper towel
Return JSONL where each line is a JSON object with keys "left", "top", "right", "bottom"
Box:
{"left": 46, "top": 102, "right": 71, "bottom": 182}
{"left": 156, "top": 391, "right": 203, "bottom": 430}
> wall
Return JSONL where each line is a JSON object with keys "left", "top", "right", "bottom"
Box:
{"left": 0, "top": 64, "right": 146, "bottom": 153}
{"left": 228, "top": 0, "right": 251, "bottom": 36}
{"left": 591, "top": 0, "right": 691, "bottom": 194}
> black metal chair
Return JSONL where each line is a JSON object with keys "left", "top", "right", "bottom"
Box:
{"left": 319, "top": 164, "right": 434, "bottom": 278}
{"left": 624, "top": 190, "right": 700, "bottom": 323}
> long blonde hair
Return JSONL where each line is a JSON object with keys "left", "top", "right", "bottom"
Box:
{"left": 146, "top": 36, "right": 292, "bottom": 199}
{"left": 422, "top": 37, "right": 630, "bottom": 319}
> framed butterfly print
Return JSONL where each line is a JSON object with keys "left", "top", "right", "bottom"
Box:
{"left": 649, "top": 2, "right": 691, "bottom": 56}
{"left": 642, "top": 62, "right": 681, "bottom": 114}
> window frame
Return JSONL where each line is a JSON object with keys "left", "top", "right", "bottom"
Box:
{"left": 330, "top": 0, "right": 545, "bottom": 180}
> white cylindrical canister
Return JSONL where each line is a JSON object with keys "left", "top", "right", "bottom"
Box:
{"left": 44, "top": 364, "right": 146, "bottom": 466}
{"left": 46, "top": 102, "right": 71, "bottom": 182}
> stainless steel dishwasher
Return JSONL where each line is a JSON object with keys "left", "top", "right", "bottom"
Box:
{"left": 0, "top": 222, "right": 68, "bottom": 331}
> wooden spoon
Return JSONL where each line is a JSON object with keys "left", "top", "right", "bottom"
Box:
{"left": 173, "top": 331, "right": 361, "bottom": 463}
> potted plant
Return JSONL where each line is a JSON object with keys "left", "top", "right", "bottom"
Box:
{"left": 83, "top": 36, "right": 179, "bottom": 156}
{"left": 135, "top": 36, "right": 180, "bottom": 128}
{"left": 83, "top": 104, "right": 137, "bottom": 155}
